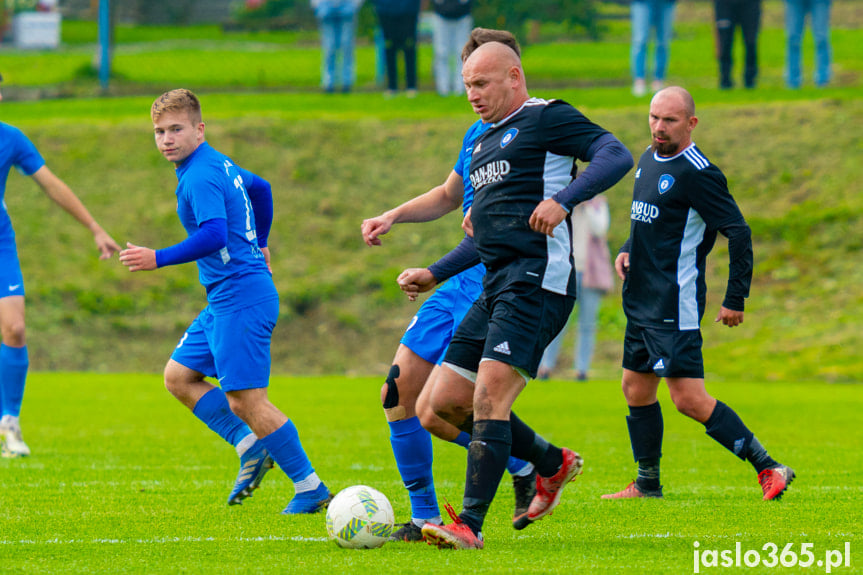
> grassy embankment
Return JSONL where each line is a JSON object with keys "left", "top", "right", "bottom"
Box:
{"left": 0, "top": 1, "right": 860, "bottom": 381}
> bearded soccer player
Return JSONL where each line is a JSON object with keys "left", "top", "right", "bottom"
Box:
{"left": 120, "top": 89, "right": 332, "bottom": 513}
{"left": 602, "top": 86, "right": 793, "bottom": 501}
{"left": 0, "top": 73, "right": 120, "bottom": 457}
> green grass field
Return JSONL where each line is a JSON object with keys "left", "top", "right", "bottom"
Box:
{"left": 0, "top": 373, "right": 860, "bottom": 573}
{"left": 0, "top": 7, "right": 860, "bottom": 571}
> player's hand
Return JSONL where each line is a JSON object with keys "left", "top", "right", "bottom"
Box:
{"left": 93, "top": 228, "right": 121, "bottom": 260}
{"left": 119, "top": 242, "right": 157, "bottom": 272}
{"left": 615, "top": 252, "right": 630, "bottom": 281}
{"left": 361, "top": 214, "right": 393, "bottom": 247}
{"left": 529, "top": 199, "right": 567, "bottom": 237}
{"left": 462, "top": 207, "right": 474, "bottom": 238}
{"left": 261, "top": 246, "right": 272, "bottom": 273}
{"left": 715, "top": 306, "right": 744, "bottom": 327}
{"left": 397, "top": 268, "right": 438, "bottom": 302}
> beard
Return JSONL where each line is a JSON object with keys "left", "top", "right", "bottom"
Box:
{"left": 650, "top": 136, "right": 678, "bottom": 156}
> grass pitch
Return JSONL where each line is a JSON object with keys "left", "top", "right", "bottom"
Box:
{"left": 0, "top": 373, "right": 859, "bottom": 574}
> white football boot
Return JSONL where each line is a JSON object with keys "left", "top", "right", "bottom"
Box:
{"left": 0, "top": 415, "right": 31, "bottom": 458}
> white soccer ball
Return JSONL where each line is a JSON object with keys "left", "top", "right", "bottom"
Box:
{"left": 325, "top": 485, "right": 395, "bottom": 549}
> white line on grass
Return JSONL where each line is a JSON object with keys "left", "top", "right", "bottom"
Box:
{"left": 0, "top": 535, "right": 330, "bottom": 546}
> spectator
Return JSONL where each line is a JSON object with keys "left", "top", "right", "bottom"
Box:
{"left": 311, "top": 0, "right": 364, "bottom": 93}
{"left": 372, "top": 0, "right": 421, "bottom": 97}
{"left": 537, "top": 196, "right": 613, "bottom": 381}
{"left": 430, "top": 0, "right": 473, "bottom": 96}
{"left": 714, "top": 0, "right": 762, "bottom": 89}
{"left": 630, "top": 0, "right": 677, "bottom": 97}
{"left": 785, "top": 0, "right": 832, "bottom": 88}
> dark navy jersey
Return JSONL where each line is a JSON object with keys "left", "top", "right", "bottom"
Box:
{"left": 468, "top": 98, "right": 609, "bottom": 297}
{"left": 621, "top": 143, "right": 752, "bottom": 330}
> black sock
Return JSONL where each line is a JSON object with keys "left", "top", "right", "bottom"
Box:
{"left": 628, "top": 401, "right": 663, "bottom": 460}
{"left": 745, "top": 436, "right": 778, "bottom": 473}
{"left": 461, "top": 419, "right": 511, "bottom": 534}
{"left": 509, "top": 411, "right": 562, "bottom": 477}
{"left": 704, "top": 401, "right": 754, "bottom": 460}
{"left": 627, "top": 402, "right": 663, "bottom": 491}
{"left": 636, "top": 457, "right": 661, "bottom": 492}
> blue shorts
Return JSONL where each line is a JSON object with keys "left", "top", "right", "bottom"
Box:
{"left": 0, "top": 245, "right": 25, "bottom": 298}
{"left": 622, "top": 322, "right": 705, "bottom": 379}
{"left": 400, "top": 264, "right": 484, "bottom": 365}
{"left": 171, "top": 297, "right": 279, "bottom": 392}
{"left": 444, "top": 281, "right": 573, "bottom": 379}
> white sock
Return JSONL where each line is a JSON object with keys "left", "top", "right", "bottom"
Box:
{"left": 235, "top": 433, "right": 257, "bottom": 457}
{"left": 294, "top": 472, "right": 322, "bottom": 494}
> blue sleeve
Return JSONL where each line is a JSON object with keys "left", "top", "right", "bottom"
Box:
{"left": 11, "top": 126, "right": 46, "bottom": 176}
{"left": 237, "top": 168, "right": 273, "bottom": 248}
{"left": 427, "top": 235, "right": 482, "bottom": 282}
{"left": 155, "top": 218, "right": 227, "bottom": 268}
{"left": 551, "top": 133, "right": 634, "bottom": 212}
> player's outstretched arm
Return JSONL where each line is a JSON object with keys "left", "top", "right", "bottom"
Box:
{"left": 121, "top": 219, "right": 227, "bottom": 273}
{"left": 30, "top": 166, "right": 121, "bottom": 259}
{"left": 361, "top": 170, "right": 464, "bottom": 247}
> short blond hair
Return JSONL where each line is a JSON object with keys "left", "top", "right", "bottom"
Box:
{"left": 151, "top": 89, "right": 202, "bottom": 124}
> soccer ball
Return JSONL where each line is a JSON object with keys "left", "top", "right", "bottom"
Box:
{"left": 325, "top": 485, "right": 395, "bottom": 549}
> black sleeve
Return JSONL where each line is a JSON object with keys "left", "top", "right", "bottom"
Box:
{"left": 551, "top": 133, "right": 634, "bottom": 211}
{"left": 427, "top": 235, "right": 482, "bottom": 282}
{"left": 720, "top": 222, "right": 753, "bottom": 311}
{"left": 619, "top": 236, "right": 632, "bottom": 255}
{"left": 689, "top": 168, "right": 753, "bottom": 311}
{"left": 539, "top": 100, "right": 610, "bottom": 161}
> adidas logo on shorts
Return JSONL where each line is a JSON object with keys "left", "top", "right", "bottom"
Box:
{"left": 493, "top": 341, "right": 512, "bottom": 355}
{"left": 653, "top": 358, "right": 665, "bottom": 371}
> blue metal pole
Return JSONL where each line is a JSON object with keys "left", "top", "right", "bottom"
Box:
{"left": 98, "top": 0, "right": 110, "bottom": 92}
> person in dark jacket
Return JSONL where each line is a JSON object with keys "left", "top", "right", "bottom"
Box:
{"left": 372, "top": 0, "right": 421, "bottom": 96}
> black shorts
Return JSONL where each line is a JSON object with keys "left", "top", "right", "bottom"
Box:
{"left": 622, "top": 322, "right": 704, "bottom": 379}
{"left": 443, "top": 282, "right": 574, "bottom": 379}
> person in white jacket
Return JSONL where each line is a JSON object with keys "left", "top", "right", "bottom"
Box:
{"left": 537, "top": 195, "right": 613, "bottom": 381}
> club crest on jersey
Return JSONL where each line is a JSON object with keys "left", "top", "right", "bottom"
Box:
{"left": 500, "top": 128, "right": 519, "bottom": 148}
{"left": 658, "top": 174, "right": 675, "bottom": 194}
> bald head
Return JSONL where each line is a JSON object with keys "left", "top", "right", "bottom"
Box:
{"left": 464, "top": 41, "right": 522, "bottom": 73}
{"left": 462, "top": 41, "right": 528, "bottom": 123}
{"left": 652, "top": 86, "right": 695, "bottom": 118}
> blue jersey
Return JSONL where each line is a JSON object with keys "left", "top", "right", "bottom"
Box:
{"left": 450, "top": 119, "right": 489, "bottom": 285}
{"left": 453, "top": 120, "right": 491, "bottom": 215}
{"left": 0, "top": 123, "right": 46, "bottom": 244}
{"left": 174, "top": 142, "right": 274, "bottom": 312}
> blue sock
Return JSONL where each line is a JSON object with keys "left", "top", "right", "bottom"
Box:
{"left": 454, "top": 430, "right": 530, "bottom": 475}
{"left": 452, "top": 431, "right": 471, "bottom": 449}
{"left": 261, "top": 420, "right": 315, "bottom": 485}
{"left": 0, "top": 344, "right": 28, "bottom": 417}
{"left": 191, "top": 388, "right": 252, "bottom": 448}
{"left": 390, "top": 416, "right": 438, "bottom": 520}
